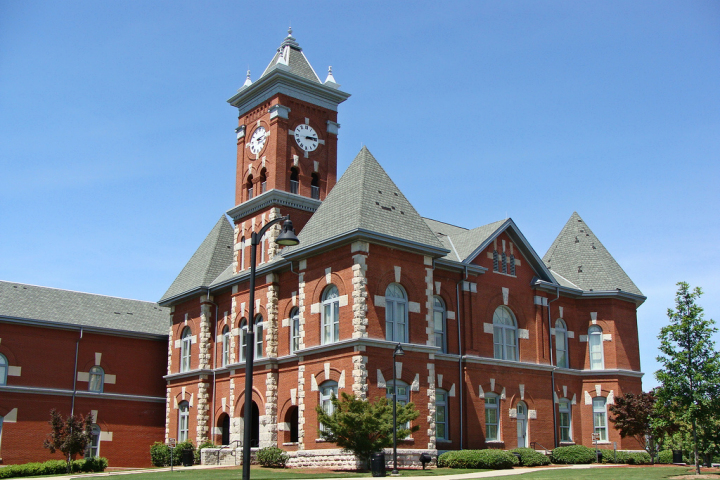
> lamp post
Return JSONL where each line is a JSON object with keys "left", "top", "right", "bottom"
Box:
{"left": 242, "top": 216, "right": 299, "bottom": 480}
{"left": 392, "top": 343, "right": 404, "bottom": 475}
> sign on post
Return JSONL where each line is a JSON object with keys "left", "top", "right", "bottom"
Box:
{"left": 168, "top": 438, "right": 177, "bottom": 472}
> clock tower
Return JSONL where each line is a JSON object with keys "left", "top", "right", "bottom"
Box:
{"left": 226, "top": 30, "right": 350, "bottom": 272}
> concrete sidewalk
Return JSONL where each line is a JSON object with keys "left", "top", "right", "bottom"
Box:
{"left": 34, "top": 463, "right": 622, "bottom": 480}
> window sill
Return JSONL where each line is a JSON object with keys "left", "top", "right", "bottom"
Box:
{"left": 282, "top": 442, "right": 298, "bottom": 446}
{"left": 492, "top": 271, "right": 516, "bottom": 278}
{"left": 436, "top": 439, "right": 452, "bottom": 444}
{"left": 485, "top": 440, "right": 504, "bottom": 444}
{"left": 559, "top": 441, "right": 575, "bottom": 446}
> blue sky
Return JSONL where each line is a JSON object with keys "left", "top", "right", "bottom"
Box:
{"left": 1, "top": 0, "right": 718, "bottom": 391}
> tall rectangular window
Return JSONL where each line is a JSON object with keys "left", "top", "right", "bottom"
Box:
{"left": 589, "top": 326, "right": 604, "bottom": 370}
{"left": 178, "top": 402, "right": 189, "bottom": 442}
{"left": 290, "top": 309, "right": 300, "bottom": 354}
{"left": 593, "top": 397, "right": 607, "bottom": 441}
{"left": 436, "top": 390, "right": 448, "bottom": 441}
{"left": 485, "top": 394, "right": 499, "bottom": 441}
{"left": 559, "top": 399, "right": 572, "bottom": 442}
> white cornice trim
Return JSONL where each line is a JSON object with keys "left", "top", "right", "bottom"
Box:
{"left": 227, "top": 190, "right": 321, "bottom": 222}
{"left": 0, "top": 385, "right": 165, "bottom": 403}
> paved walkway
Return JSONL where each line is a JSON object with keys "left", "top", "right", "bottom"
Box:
{"left": 33, "top": 463, "right": 622, "bottom": 480}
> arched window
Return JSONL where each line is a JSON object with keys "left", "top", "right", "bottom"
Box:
{"left": 290, "top": 167, "right": 299, "bottom": 194}
{"left": 259, "top": 168, "right": 267, "bottom": 194}
{"left": 222, "top": 326, "right": 230, "bottom": 367}
{"left": 493, "top": 306, "right": 518, "bottom": 361}
{"left": 178, "top": 401, "right": 190, "bottom": 442}
{"left": 285, "top": 406, "right": 299, "bottom": 443}
{"left": 85, "top": 424, "right": 101, "bottom": 458}
{"left": 386, "top": 380, "right": 410, "bottom": 430}
{"left": 559, "top": 398, "right": 572, "bottom": 442}
{"left": 88, "top": 366, "right": 104, "bottom": 393}
{"left": 246, "top": 175, "right": 254, "bottom": 200}
{"left": 555, "top": 319, "right": 569, "bottom": 368}
{"left": 433, "top": 296, "right": 446, "bottom": 353}
{"left": 310, "top": 173, "right": 320, "bottom": 199}
{"left": 239, "top": 318, "right": 248, "bottom": 362}
{"left": 588, "top": 325, "right": 604, "bottom": 370}
{"left": 319, "top": 381, "right": 338, "bottom": 431}
{"left": 260, "top": 232, "right": 266, "bottom": 264}
{"left": 290, "top": 308, "right": 300, "bottom": 354}
{"left": 322, "top": 285, "right": 340, "bottom": 345}
{"left": 385, "top": 283, "right": 408, "bottom": 343}
{"left": 254, "top": 315, "right": 264, "bottom": 359}
{"left": 436, "top": 389, "right": 448, "bottom": 441}
{"left": 239, "top": 236, "right": 245, "bottom": 271}
{"left": 484, "top": 393, "right": 499, "bottom": 441}
{"left": 593, "top": 397, "right": 608, "bottom": 441}
{"left": 0, "top": 353, "right": 7, "bottom": 385}
{"left": 180, "top": 327, "right": 192, "bottom": 372}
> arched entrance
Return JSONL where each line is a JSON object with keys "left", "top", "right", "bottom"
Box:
{"left": 284, "top": 406, "right": 299, "bottom": 443}
{"left": 217, "top": 413, "right": 230, "bottom": 446}
{"left": 240, "top": 401, "right": 260, "bottom": 448}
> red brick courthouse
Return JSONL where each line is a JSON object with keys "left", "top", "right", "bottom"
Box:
{"left": 159, "top": 31, "right": 646, "bottom": 466}
{"left": 0, "top": 282, "right": 168, "bottom": 467}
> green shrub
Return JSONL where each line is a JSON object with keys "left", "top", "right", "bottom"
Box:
{"left": 601, "top": 450, "right": 652, "bottom": 465}
{"left": 0, "top": 458, "right": 107, "bottom": 478}
{"left": 510, "top": 447, "right": 550, "bottom": 467}
{"left": 437, "top": 449, "right": 517, "bottom": 469}
{"left": 150, "top": 441, "right": 171, "bottom": 467}
{"left": 551, "top": 445, "right": 596, "bottom": 464}
{"left": 657, "top": 449, "right": 673, "bottom": 464}
{"left": 174, "top": 440, "right": 196, "bottom": 466}
{"left": 198, "top": 440, "right": 215, "bottom": 450}
{"left": 256, "top": 446, "right": 289, "bottom": 468}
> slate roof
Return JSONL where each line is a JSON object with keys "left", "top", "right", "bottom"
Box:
{"left": 160, "top": 216, "right": 234, "bottom": 303}
{"left": 0, "top": 281, "right": 168, "bottom": 336}
{"left": 283, "top": 147, "right": 446, "bottom": 255}
{"left": 261, "top": 30, "right": 321, "bottom": 84}
{"left": 542, "top": 212, "right": 642, "bottom": 295}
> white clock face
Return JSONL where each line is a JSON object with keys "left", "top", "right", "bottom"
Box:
{"left": 248, "top": 127, "right": 267, "bottom": 155}
{"left": 294, "top": 124, "right": 319, "bottom": 152}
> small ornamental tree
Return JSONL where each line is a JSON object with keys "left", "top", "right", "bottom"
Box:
{"left": 609, "top": 390, "right": 675, "bottom": 463}
{"left": 316, "top": 392, "right": 420, "bottom": 469}
{"left": 43, "top": 409, "right": 94, "bottom": 473}
{"left": 655, "top": 282, "right": 720, "bottom": 475}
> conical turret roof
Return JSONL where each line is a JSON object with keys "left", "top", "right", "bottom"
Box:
{"left": 543, "top": 212, "right": 642, "bottom": 295}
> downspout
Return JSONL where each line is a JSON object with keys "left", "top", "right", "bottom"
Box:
{"left": 71, "top": 327, "right": 83, "bottom": 416}
{"left": 548, "top": 285, "right": 560, "bottom": 448}
{"left": 455, "top": 265, "right": 468, "bottom": 450}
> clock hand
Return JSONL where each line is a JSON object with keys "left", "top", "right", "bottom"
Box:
{"left": 305, "top": 136, "right": 317, "bottom": 141}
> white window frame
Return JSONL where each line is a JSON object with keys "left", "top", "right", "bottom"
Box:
{"left": 322, "top": 285, "right": 340, "bottom": 345}
{"left": 555, "top": 319, "right": 569, "bottom": 368}
{"left": 85, "top": 424, "right": 101, "bottom": 458}
{"left": 178, "top": 401, "right": 190, "bottom": 442}
{"left": 436, "top": 389, "right": 448, "bottom": 441}
{"left": 559, "top": 399, "right": 572, "bottom": 442}
{"left": 239, "top": 236, "right": 245, "bottom": 271}
{"left": 386, "top": 380, "right": 410, "bottom": 431}
{"left": 260, "top": 233, "right": 266, "bottom": 264}
{"left": 0, "top": 353, "right": 7, "bottom": 386}
{"left": 385, "top": 283, "right": 408, "bottom": 343}
{"left": 254, "top": 315, "right": 264, "bottom": 359}
{"left": 88, "top": 366, "right": 104, "bottom": 393}
{"left": 593, "top": 396, "right": 608, "bottom": 441}
{"left": 180, "top": 327, "right": 192, "bottom": 372}
{"left": 433, "top": 296, "right": 446, "bottom": 353}
{"left": 319, "top": 381, "right": 338, "bottom": 431}
{"left": 290, "top": 308, "right": 300, "bottom": 354}
{"left": 516, "top": 400, "right": 528, "bottom": 448}
{"left": 485, "top": 393, "right": 500, "bottom": 441}
{"left": 588, "top": 325, "right": 604, "bottom": 370}
{"left": 222, "top": 326, "right": 230, "bottom": 367}
{"left": 493, "top": 306, "right": 518, "bottom": 361}
{"left": 239, "top": 319, "right": 248, "bottom": 362}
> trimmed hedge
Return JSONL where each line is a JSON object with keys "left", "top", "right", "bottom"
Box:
{"left": 601, "top": 450, "right": 652, "bottom": 465}
{"left": 510, "top": 447, "right": 551, "bottom": 467}
{"left": 551, "top": 445, "right": 596, "bottom": 464}
{"left": 0, "top": 458, "right": 107, "bottom": 479}
{"left": 657, "top": 449, "right": 673, "bottom": 464}
{"left": 256, "top": 446, "right": 289, "bottom": 468}
{"left": 150, "top": 440, "right": 196, "bottom": 467}
{"left": 437, "top": 449, "right": 518, "bottom": 469}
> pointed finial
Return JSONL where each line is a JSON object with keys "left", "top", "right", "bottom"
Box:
{"left": 240, "top": 70, "right": 252, "bottom": 89}
{"left": 288, "top": 26, "right": 292, "bottom": 36}
{"left": 324, "top": 66, "right": 338, "bottom": 86}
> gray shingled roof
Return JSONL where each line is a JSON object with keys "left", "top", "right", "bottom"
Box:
{"left": 283, "top": 147, "right": 446, "bottom": 254}
{"left": 160, "top": 216, "right": 234, "bottom": 303}
{"left": 0, "top": 281, "right": 168, "bottom": 336}
{"left": 261, "top": 32, "right": 321, "bottom": 84}
{"left": 542, "top": 212, "right": 642, "bottom": 295}
{"left": 452, "top": 220, "right": 508, "bottom": 261}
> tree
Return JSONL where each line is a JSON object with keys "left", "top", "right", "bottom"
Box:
{"left": 316, "top": 392, "right": 420, "bottom": 469}
{"left": 609, "top": 390, "right": 676, "bottom": 462}
{"left": 655, "top": 282, "right": 720, "bottom": 475}
{"left": 43, "top": 409, "right": 94, "bottom": 472}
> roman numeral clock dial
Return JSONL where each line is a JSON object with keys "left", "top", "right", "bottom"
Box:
{"left": 294, "top": 124, "right": 319, "bottom": 154}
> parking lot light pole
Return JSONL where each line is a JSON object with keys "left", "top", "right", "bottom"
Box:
{"left": 242, "top": 216, "right": 299, "bottom": 480}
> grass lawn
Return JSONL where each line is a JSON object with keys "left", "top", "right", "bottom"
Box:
{"left": 514, "top": 465, "right": 701, "bottom": 479}
{"left": 115, "top": 466, "right": 490, "bottom": 480}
